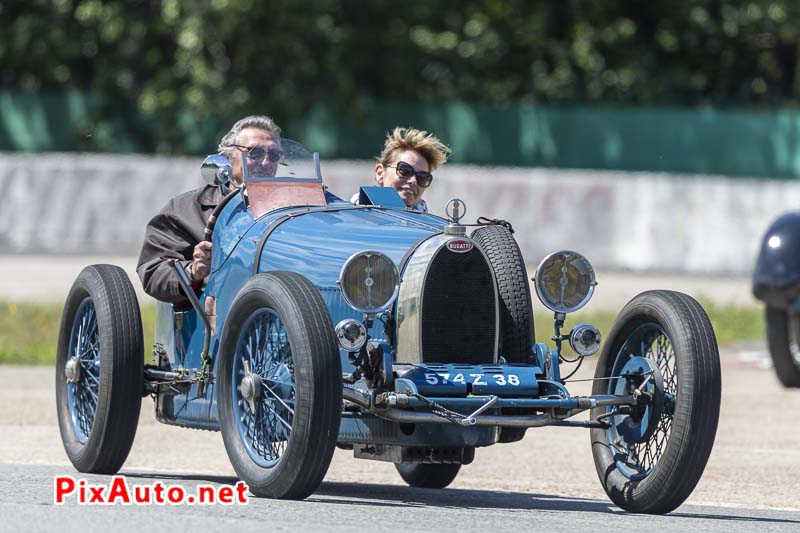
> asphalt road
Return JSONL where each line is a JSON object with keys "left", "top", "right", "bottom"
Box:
{"left": 1, "top": 464, "right": 799, "bottom": 533}
{"left": 2, "top": 343, "right": 799, "bottom": 532}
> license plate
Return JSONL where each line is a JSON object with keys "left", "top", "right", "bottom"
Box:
{"left": 402, "top": 364, "right": 539, "bottom": 397}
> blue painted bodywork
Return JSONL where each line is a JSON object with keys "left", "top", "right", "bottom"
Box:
{"left": 157, "top": 188, "right": 454, "bottom": 429}
{"left": 154, "top": 182, "right": 558, "bottom": 445}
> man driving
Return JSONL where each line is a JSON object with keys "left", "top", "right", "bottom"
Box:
{"left": 137, "top": 115, "right": 282, "bottom": 305}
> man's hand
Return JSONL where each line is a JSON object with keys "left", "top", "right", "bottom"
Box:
{"left": 190, "top": 241, "right": 212, "bottom": 280}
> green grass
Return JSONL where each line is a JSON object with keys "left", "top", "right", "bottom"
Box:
{"left": 0, "top": 301, "right": 156, "bottom": 365}
{"left": 535, "top": 298, "right": 765, "bottom": 358}
{"left": 0, "top": 300, "right": 765, "bottom": 365}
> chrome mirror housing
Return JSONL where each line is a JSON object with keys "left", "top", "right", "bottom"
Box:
{"left": 201, "top": 154, "right": 233, "bottom": 185}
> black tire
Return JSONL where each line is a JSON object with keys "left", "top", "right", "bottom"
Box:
{"left": 590, "top": 290, "right": 721, "bottom": 514}
{"left": 395, "top": 463, "right": 462, "bottom": 489}
{"left": 56, "top": 264, "right": 143, "bottom": 474}
{"left": 765, "top": 306, "right": 800, "bottom": 387}
{"left": 218, "top": 271, "right": 342, "bottom": 499}
{"left": 471, "top": 225, "right": 534, "bottom": 362}
{"left": 472, "top": 225, "right": 534, "bottom": 443}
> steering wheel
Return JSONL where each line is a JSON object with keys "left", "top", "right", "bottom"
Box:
{"left": 203, "top": 188, "right": 242, "bottom": 242}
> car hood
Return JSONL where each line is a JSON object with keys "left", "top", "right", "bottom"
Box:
{"left": 258, "top": 207, "right": 446, "bottom": 287}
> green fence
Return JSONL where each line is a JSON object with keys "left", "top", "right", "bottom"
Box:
{"left": 2, "top": 90, "right": 798, "bottom": 178}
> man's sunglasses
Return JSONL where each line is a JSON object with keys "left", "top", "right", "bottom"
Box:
{"left": 232, "top": 144, "right": 283, "bottom": 163}
{"left": 384, "top": 161, "right": 433, "bottom": 188}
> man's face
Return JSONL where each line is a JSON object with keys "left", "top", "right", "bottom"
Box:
{"left": 375, "top": 149, "right": 430, "bottom": 207}
{"left": 230, "top": 128, "right": 280, "bottom": 184}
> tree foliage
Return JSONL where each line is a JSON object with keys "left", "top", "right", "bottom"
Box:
{"left": 1, "top": 0, "right": 799, "bottom": 152}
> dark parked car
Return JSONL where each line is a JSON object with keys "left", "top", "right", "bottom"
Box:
{"left": 753, "top": 211, "right": 800, "bottom": 387}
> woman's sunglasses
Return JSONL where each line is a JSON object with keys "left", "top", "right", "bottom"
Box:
{"left": 233, "top": 144, "right": 283, "bottom": 163}
{"left": 384, "top": 161, "right": 433, "bottom": 188}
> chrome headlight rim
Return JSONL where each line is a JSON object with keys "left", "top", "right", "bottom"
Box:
{"left": 569, "top": 323, "right": 602, "bottom": 356}
{"left": 534, "top": 249, "right": 596, "bottom": 314}
{"left": 338, "top": 250, "right": 400, "bottom": 314}
{"left": 335, "top": 318, "right": 368, "bottom": 352}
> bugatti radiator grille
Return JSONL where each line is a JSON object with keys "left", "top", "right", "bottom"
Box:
{"left": 421, "top": 247, "right": 496, "bottom": 364}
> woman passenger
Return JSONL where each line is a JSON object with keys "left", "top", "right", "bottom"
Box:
{"left": 353, "top": 127, "right": 451, "bottom": 212}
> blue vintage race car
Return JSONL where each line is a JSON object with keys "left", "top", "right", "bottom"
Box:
{"left": 56, "top": 140, "right": 721, "bottom": 514}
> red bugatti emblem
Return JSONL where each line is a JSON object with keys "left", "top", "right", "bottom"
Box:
{"left": 447, "top": 239, "right": 473, "bottom": 253}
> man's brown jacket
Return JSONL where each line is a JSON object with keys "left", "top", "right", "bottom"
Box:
{"left": 136, "top": 184, "right": 225, "bottom": 306}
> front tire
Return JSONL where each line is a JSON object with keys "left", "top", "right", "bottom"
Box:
{"left": 217, "top": 272, "right": 342, "bottom": 499}
{"left": 590, "top": 290, "right": 721, "bottom": 514}
{"left": 765, "top": 306, "right": 800, "bottom": 387}
{"left": 55, "top": 264, "right": 143, "bottom": 474}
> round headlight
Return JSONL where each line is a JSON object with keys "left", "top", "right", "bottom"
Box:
{"left": 569, "top": 323, "right": 601, "bottom": 356}
{"left": 335, "top": 319, "right": 368, "bottom": 352}
{"left": 534, "top": 250, "right": 596, "bottom": 313}
{"left": 339, "top": 251, "right": 400, "bottom": 314}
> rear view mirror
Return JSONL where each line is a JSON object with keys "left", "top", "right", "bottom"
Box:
{"left": 201, "top": 154, "right": 232, "bottom": 185}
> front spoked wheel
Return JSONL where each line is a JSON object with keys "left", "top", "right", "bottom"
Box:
{"left": 590, "top": 290, "right": 721, "bottom": 514}
{"left": 233, "top": 308, "right": 295, "bottom": 468}
{"left": 605, "top": 324, "right": 671, "bottom": 480}
{"left": 218, "top": 272, "right": 341, "bottom": 499}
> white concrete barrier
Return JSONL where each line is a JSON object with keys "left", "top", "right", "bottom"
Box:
{"left": 1, "top": 152, "right": 796, "bottom": 274}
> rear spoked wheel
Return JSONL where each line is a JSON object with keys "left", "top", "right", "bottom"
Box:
{"left": 56, "top": 264, "right": 143, "bottom": 474}
{"left": 590, "top": 290, "right": 721, "bottom": 514}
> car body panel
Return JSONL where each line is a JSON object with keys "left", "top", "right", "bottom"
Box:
{"left": 156, "top": 189, "right": 481, "bottom": 434}
{"left": 753, "top": 210, "right": 800, "bottom": 308}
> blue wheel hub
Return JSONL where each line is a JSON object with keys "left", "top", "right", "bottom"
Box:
{"left": 606, "top": 323, "right": 676, "bottom": 480}
{"left": 65, "top": 298, "right": 101, "bottom": 444}
{"left": 233, "top": 308, "right": 296, "bottom": 469}
{"left": 612, "top": 356, "right": 664, "bottom": 445}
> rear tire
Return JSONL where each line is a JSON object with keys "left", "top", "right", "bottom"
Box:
{"left": 395, "top": 463, "right": 462, "bottom": 489}
{"left": 56, "top": 264, "right": 143, "bottom": 474}
{"left": 472, "top": 225, "right": 534, "bottom": 443}
{"left": 590, "top": 290, "right": 720, "bottom": 514}
{"left": 765, "top": 306, "right": 800, "bottom": 387}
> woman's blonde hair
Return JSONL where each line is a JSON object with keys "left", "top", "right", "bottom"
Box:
{"left": 377, "top": 127, "right": 452, "bottom": 172}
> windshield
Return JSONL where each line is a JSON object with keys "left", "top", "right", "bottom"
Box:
{"left": 241, "top": 138, "right": 321, "bottom": 182}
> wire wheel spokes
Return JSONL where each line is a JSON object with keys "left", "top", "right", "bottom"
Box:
{"left": 608, "top": 323, "right": 676, "bottom": 479}
{"left": 67, "top": 298, "right": 101, "bottom": 443}
{"left": 234, "top": 308, "right": 296, "bottom": 468}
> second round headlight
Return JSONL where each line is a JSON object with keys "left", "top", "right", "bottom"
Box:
{"left": 338, "top": 251, "right": 400, "bottom": 314}
{"left": 335, "top": 319, "right": 368, "bottom": 352}
{"left": 569, "top": 323, "right": 602, "bottom": 356}
{"left": 534, "top": 250, "right": 596, "bottom": 314}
